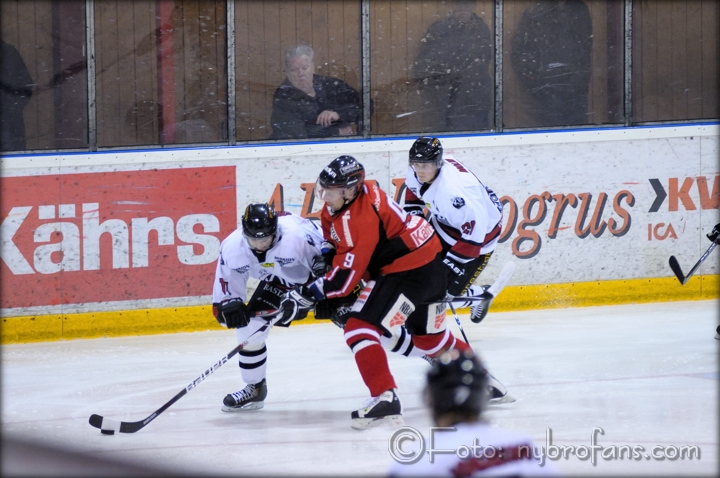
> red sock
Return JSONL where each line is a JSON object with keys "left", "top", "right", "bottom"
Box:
{"left": 344, "top": 318, "right": 396, "bottom": 396}
{"left": 413, "top": 329, "right": 471, "bottom": 357}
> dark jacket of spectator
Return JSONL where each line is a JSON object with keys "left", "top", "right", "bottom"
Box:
{"left": 1, "top": 40, "right": 34, "bottom": 151}
{"left": 269, "top": 74, "right": 361, "bottom": 140}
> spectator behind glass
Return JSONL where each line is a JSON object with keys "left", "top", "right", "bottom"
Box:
{"left": 0, "top": 40, "right": 34, "bottom": 151}
{"left": 412, "top": 0, "right": 493, "bottom": 133}
{"left": 511, "top": 0, "right": 593, "bottom": 126}
{"left": 269, "top": 45, "right": 361, "bottom": 140}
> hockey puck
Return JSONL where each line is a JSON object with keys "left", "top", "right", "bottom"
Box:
{"left": 100, "top": 429, "right": 115, "bottom": 435}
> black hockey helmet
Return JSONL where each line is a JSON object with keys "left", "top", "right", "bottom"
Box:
{"left": 409, "top": 136, "right": 444, "bottom": 168}
{"left": 242, "top": 203, "right": 278, "bottom": 239}
{"left": 318, "top": 155, "right": 365, "bottom": 189}
{"left": 424, "top": 349, "right": 489, "bottom": 417}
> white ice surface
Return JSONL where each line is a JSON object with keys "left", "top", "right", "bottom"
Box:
{"left": 2, "top": 300, "right": 718, "bottom": 476}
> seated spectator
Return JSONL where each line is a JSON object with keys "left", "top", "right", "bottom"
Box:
{"left": 269, "top": 45, "right": 361, "bottom": 140}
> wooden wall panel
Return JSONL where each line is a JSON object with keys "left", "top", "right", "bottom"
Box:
{"left": 2, "top": 0, "right": 717, "bottom": 152}
{"left": 1, "top": 0, "right": 56, "bottom": 149}
{"left": 234, "top": 0, "right": 361, "bottom": 142}
{"left": 95, "top": 0, "right": 120, "bottom": 146}
{"left": 502, "top": 0, "right": 621, "bottom": 129}
{"left": 96, "top": 0, "right": 226, "bottom": 147}
{"left": 370, "top": 0, "right": 495, "bottom": 135}
{"left": 699, "top": 1, "right": 719, "bottom": 118}
{"left": 634, "top": 0, "right": 719, "bottom": 122}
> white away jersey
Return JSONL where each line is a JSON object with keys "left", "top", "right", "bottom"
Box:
{"left": 388, "top": 422, "right": 561, "bottom": 477}
{"left": 212, "top": 212, "right": 324, "bottom": 303}
{"left": 404, "top": 156, "right": 503, "bottom": 262}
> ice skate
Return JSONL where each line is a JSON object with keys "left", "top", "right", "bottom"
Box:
{"left": 470, "top": 285, "right": 494, "bottom": 324}
{"left": 351, "top": 389, "right": 405, "bottom": 430}
{"left": 222, "top": 379, "right": 267, "bottom": 412}
{"left": 486, "top": 372, "right": 516, "bottom": 404}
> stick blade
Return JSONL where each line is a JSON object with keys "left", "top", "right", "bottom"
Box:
{"left": 88, "top": 414, "right": 103, "bottom": 429}
{"left": 668, "top": 256, "right": 687, "bottom": 285}
{"left": 89, "top": 414, "right": 121, "bottom": 435}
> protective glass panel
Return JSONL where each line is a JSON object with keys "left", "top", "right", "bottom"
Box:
{"left": 235, "top": 1, "right": 363, "bottom": 142}
{"left": 370, "top": 0, "right": 495, "bottom": 135}
{"left": 632, "top": 0, "right": 719, "bottom": 122}
{"left": 95, "top": 0, "right": 227, "bottom": 147}
{"left": 503, "top": 0, "right": 624, "bottom": 128}
{"left": 1, "top": 0, "right": 88, "bottom": 152}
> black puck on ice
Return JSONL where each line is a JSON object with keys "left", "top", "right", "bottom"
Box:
{"left": 100, "top": 429, "right": 115, "bottom": 435}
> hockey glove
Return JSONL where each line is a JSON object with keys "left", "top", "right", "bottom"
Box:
{"left": 278, "top": 288, "right": 317, "bottom": 326}
{"left": 708, "top": 223, "right": 720, "bottom": 245}
{"left": 311, "top": 242, "right": 336, "bottom": 277}
{"left": 217, "top": 298, "right": 249, "bottom": 329}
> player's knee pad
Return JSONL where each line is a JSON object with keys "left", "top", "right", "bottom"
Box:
{"left": 378, "top": 293, "right": 416, "bottom": 335}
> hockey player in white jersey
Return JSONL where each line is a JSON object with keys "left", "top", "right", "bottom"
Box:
{"left": 388, "top": 349, "right": 560, "bottom": 477}
{"left": 212, "top": 203, "right": 325, "bottom": 411}
{"left": 404, "top": 137, "right": 503, "bottom": 324}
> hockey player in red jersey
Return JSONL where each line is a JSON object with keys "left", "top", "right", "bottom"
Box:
{"left": 405, "top": 136, "right": 504, "bottom": 323}
{"left": 277, "top": 155, "right": 472, "bottom": 429}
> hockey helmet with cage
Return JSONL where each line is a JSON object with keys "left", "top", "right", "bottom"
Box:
{"left": 409, "top": 136, "right": 444, "bottom": 169}
{"left": 424, "top": 349, "right": 489, "bottom": 417}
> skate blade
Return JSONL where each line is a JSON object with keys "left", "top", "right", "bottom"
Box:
{"left": 221, "top": 401, "right": 265, "bottom": 412}
{"left": 489, "top": 394, "right": 516, "bottom": 404}
{"left": 351, "top": 414, "right": 405, "bottom": 430}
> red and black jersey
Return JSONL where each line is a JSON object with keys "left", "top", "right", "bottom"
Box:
{"left": 320, "top": 182, "right": 442, "bottom": 299}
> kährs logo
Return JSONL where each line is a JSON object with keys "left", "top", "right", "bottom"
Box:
{"left": 0, "top": 167, "right": 236, "bottom": 309}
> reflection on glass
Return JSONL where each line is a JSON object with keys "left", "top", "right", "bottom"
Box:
{"left": 633, "top": 0, "right": 719, "bottom": 122}
{"left": 1, "top": 0, "right": 87, "bottom": 151}
{"left": 412, "top": 0, "right": 493, "bottom": 133}
{"left": 0, "top": 40, "right": 34, "bottom": 151}
{"left": 511, "top": 0, "right": 593, "bottom": 127}
{"left": 504, "top": 0, "right": 623, "bottom": 128}
{"left": 370, "top": 0, "right": 494, "bottom": 136}
{"left": 95, "top": 0, "right": 227, "bottom": 148}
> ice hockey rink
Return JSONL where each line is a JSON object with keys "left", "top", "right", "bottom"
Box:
{"left": 2, "top": 299, "right": 718, "bottom": 477}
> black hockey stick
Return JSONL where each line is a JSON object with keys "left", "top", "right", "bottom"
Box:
{"left": 89, "top": 310, "right": 281, "bottom": 435}
{"left": 669, "top": 242, "right": 717, "bottom": 285}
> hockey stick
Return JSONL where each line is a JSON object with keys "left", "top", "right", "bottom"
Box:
{"left": 669, "top": 242, "right": 717, "bottom": 286}
{"left": 88, "top": 310, "right": 281, "bottom": 435}
{"left": 447, "top": 301, "right": 470, "bottom": 344}
{"left": 433, "top": 261, "right": 517, "bottom": 304}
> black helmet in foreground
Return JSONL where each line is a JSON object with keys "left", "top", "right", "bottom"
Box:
{"left": 242, "top": 203, "right": 278, "bottom": 239}
{"left": 409, "top": 136, "right": 444, "bottom": 168}
{"left": 425, "top": 349, "right": 489, "bottom": 417}
{"left": 318, "top": 155, "right": 365, "bottom": 189}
